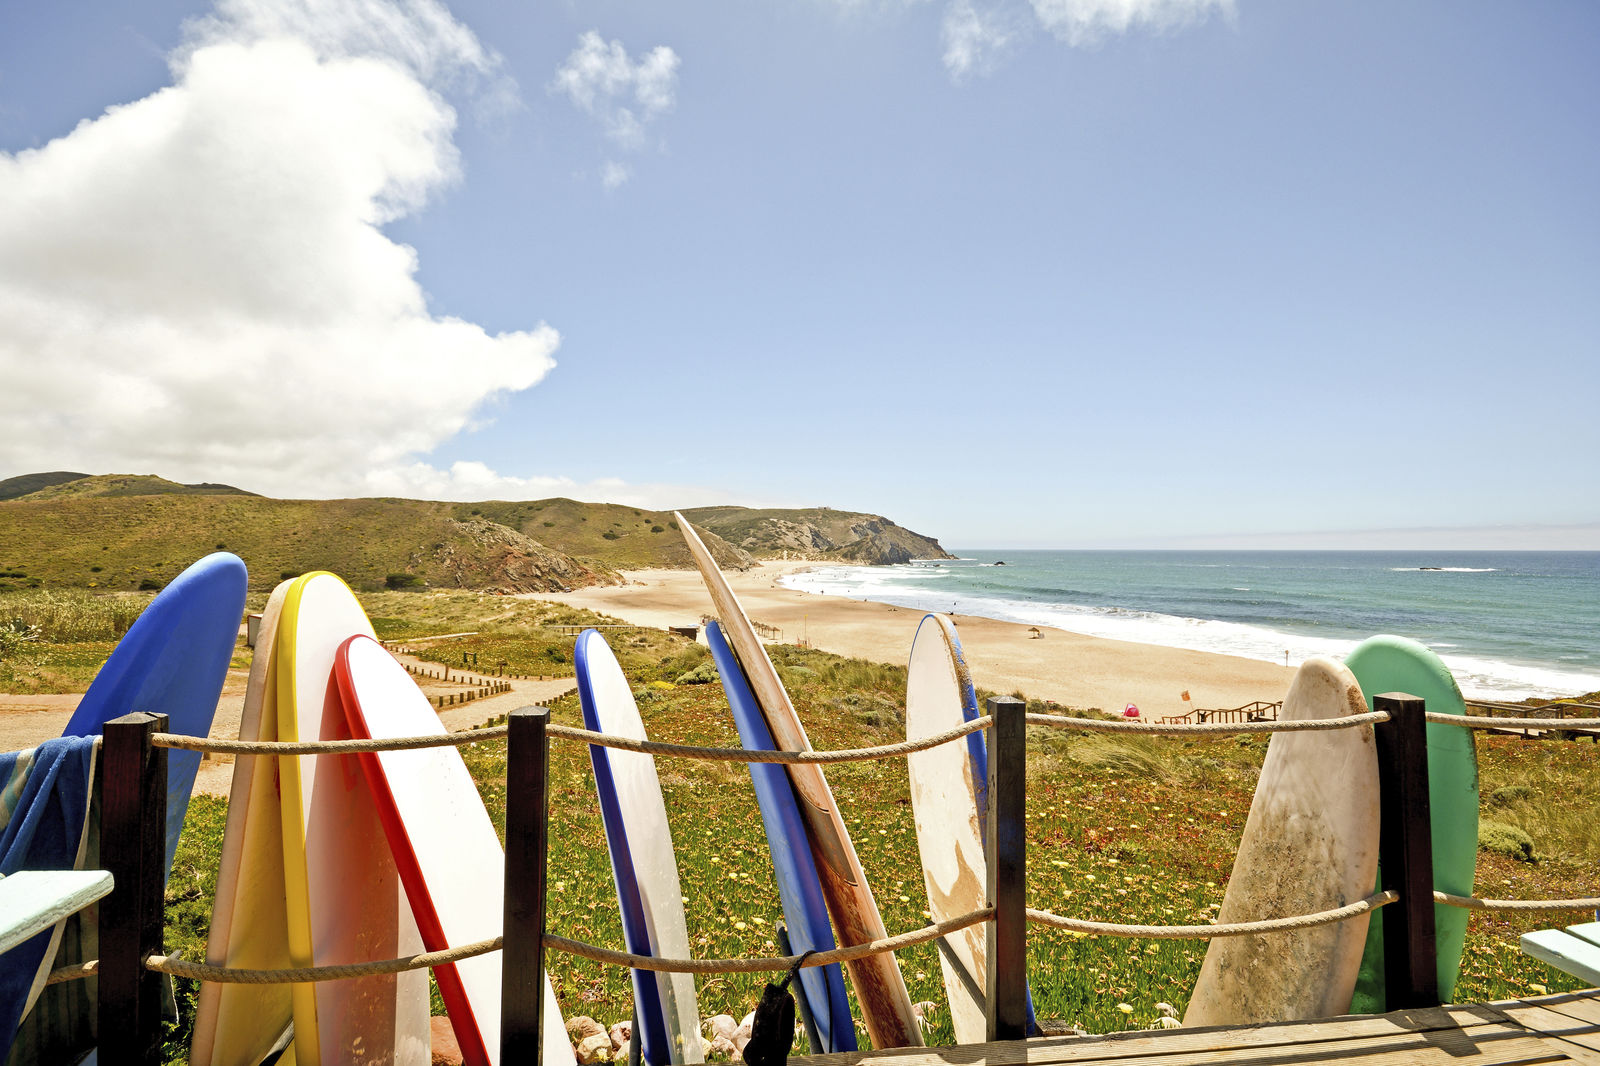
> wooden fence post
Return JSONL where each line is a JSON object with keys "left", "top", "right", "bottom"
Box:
{"left": 504, "top": 707, "right": 551, "bottom": 1065}
{"left": 985, "top": 696, "right": 1027, "bottom": 1041}
{"left": 1373, "top": 692, "right": 1439, "bottom": 1009}
{"left": 100, "top": 712, "right": 169, "bottom": 1066}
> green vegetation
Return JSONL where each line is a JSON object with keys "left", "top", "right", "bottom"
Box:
{"left": 682, "top": 506, "right": 952, "bottom": 564}
{"left": 6, "top": 588, "right": 1585, "bottom": 1054}
{"left": 0, "top": 470, "right": 90, "bottom": 500}
{"left": 1479, "top": 820, "right": 1538, "bottom": 862}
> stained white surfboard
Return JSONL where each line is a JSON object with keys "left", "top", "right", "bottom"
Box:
{"left": 277, "top": 573, "right": 429, "bottom": 1066}
{"left": 905, "top": 614, "right": 990, "bottom": 1044}
{"left": 1184, "top": 657, "right": 1380, "bottom": 1026}
{"left": 336, "top": 634, "right": 575, "bottom": 1066}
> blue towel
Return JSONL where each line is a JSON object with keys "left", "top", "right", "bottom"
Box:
{"left": 0, "top": 735, "right": 98, "bottom": 1050}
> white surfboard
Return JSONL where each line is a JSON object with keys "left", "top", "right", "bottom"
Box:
{"left": 575, "top": 630, "right": 703, "bottom": 1065}
{"left": 336, "top": 633, "right": 575, "bottom": 1066}
{"left": 1184, "top": 657, "right": 1380, "bottom": 1026}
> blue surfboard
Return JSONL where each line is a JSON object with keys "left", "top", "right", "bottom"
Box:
{"left": 706, "top": 622, "right": 857, "bottom": 1054}
{"left": 575, "top": 630, "right": 702, "bottom": 1066}
{"left": 64, "top": 551, "right": 247, "bottom": 875}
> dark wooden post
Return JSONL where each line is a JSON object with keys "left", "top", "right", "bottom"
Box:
{"left": 99, "top": 712, "right": 169, "bottom": 1066}
{"left": 985, "top": 696, "right": 1027, "bottom": 1041}
{"left": 504, "top": 707, "right": 551, "bottom": 1064}
{"left": 1373, "top": 692, "right": 1439, "bottom": 1009}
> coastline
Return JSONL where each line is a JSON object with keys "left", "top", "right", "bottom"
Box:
{"left": 522, "top": 560, "right": 1295, "bottom": 716}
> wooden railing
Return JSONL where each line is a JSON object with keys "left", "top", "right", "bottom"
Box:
{"left": 1156, "top": 700, "right": 1283, "bottom": 725}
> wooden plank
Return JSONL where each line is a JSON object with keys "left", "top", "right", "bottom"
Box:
{"left": 504, "top": 706, "right": 551, "bottom": 1065}
{"left": 1374, "top": 692, "right": 1440, "bottom": 1009}
{"left": 1529, "top": 993, "right": 1600, "bottom": 1028}
{"left": 791, "top": 1005, "right": 1517, "bottom": 1066}
{"left": 1524, "top": 929, "right": 1600, "bottom": 988}
{"left": 99, "top": 711, "right": 169, "bottom": 1066}
{"left": 986, "top": 695, "right": 1027, "bottom": 1042}
{"left": 1498, "top": 1002, "right": 1600, "bottom": 1065}
{"left": 0, "top": 869, "right": 114, "bottom": 955}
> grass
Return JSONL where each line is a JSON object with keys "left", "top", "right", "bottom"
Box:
{"left": 14, "top": 594, "right": 1592, "bottom": 1057}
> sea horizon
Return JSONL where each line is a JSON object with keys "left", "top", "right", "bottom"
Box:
{"left": 780, "top": 549, "right": 1600, "bottom": 702}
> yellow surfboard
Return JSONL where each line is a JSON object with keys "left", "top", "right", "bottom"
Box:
{"left": 192, "top": 580, "right": 297, "bottom": 1066}
{"left": 276, "top": 573, "right": 429, "bottom": 1066}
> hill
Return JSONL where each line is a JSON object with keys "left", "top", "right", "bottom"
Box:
{"left": 0, "top": 472, "right": 940, "bottom": 592}
{"left": 0, "top": 471, "right": 90, "bottom": 500}
{"left": 680, "top": 505, "right": 953, "bottom": 564}
{"left": 456, "top": 498, "right": 754, "bottom": 572}
{"left": 11, "top": 473, "right": 259, "bottom": 500}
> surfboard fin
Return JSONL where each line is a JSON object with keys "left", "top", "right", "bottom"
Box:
{"left": 744, "top": 951, "right": 815, "bottom": 1066}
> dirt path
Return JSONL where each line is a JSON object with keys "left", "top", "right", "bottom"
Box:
{"left": 0, "top": 646, "right": 576, "bottom": 798}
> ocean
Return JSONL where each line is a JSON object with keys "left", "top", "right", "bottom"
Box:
{"left": 780, "top": 551, "right": 1600, "bottom": 701}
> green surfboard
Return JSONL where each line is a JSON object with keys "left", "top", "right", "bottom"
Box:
{"left": 1346, "top": 635, "right": 1479, "bottom": 1012}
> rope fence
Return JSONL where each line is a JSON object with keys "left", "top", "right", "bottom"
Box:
{"left": 91, "top": 687, "right": 1597, "bottom": 1059}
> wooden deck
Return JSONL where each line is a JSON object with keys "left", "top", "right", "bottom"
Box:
{"left": 792, "top": 990, "right": 1600, "bottom": 1066}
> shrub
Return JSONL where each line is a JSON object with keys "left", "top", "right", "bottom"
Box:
{"left": 675, "top": 661, "right": 720, "bottom": 685}
{"left": 602, "top": 530, "right": 621, "bottom": 540}
{"left": 1487, "top": 785, "right": 1534, "bottom": 808}
{"left": 385, "top": 573, "right": 423, "bottom": 590}
{"left": 1479, "top": 820, "right": 1537, "bottom": 862}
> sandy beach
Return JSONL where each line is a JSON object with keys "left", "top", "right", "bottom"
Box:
{"left": 523, "top": 560, "right": 1296, "bottom": 717}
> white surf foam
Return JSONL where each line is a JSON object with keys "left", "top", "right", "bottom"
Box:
{"left": 780, "top": 565, "right": 1600, "bottom": 701}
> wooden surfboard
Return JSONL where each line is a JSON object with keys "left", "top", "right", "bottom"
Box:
{"left": 1184, "top": 657, "right": 1380, "bottom": 1026}
{"left": 575, "top": 629, "right": 703, "bottom": 1066}
{"left": 1346, "top": 635, "right": 1479, "bottom": 1013}
{"left": 336, "top": 634, "right": 575, "bottom": 1066}
{"left": 906, "top": 613, "right": 1037, "bottom": 1043}
{"left": 676, "top": 516, "right": 921, "bottom": 1050}
{"left": 192, "top": 579, "right": 297, "bottom": 1066}
{"left": 276, "top": 573, "right": 429, "bottom": 1066}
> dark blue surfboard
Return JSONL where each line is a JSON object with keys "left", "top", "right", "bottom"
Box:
{"left": 64, "top": 551, "right": 247, "bottom": 875}
{"left": 706, "top": 622, "right": 856, "bottom": 1054}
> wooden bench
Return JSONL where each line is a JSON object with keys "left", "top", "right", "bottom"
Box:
{"left": 1522, "top": 922, "right": 1600, "bottom": 987}
{"left": 0, "top": 869, "right": 114, "bottom": 956}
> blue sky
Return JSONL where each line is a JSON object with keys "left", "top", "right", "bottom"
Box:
{"left": 1, "top": 0, "right": 1595, "bottom": 547}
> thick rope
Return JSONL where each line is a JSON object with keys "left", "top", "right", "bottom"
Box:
{"left": 1025, "top": 711, "right": 1389, "bottom": 735}
{"left": 150, "top": 717, "right": 993, "bottom": 763}
{"left": 1426, "top": 713, "right": 1600, "bottom": 731}
{"left": 1434, "top": 891, "right": 1600, "bottom": 912}
{"left": 45, "top": 960, "right": 99, "bottom": 985}
{"left": 154, "top": 727, "right": 510, "bottom": 755}
{"left": 147, "top": 936, "right": 502, "bottom": 984}
{"left": 543, "top": 908, "right": 994, "bottom": 974}
{"left": 545, "top": 719, "right": 991, "bottom": 764}
{"left": 1025, "top": 891, "right": 1397, "bottom": 939}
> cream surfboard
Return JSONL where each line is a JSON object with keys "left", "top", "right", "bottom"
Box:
{"left": 676, "top": 516, "right": 920, "bottom": 1050}
{"left": 575, "top": 630, "right": 703, "bottom": 1065}
{"left": 336, "top": 634, "right": 575, "bottom": 1066}
{"left": 906, "top": 614, "right": 1037, "bottom": 1044}
{"left": 1184, "top": 657, "right": 1380, "bottom": 1026}
{"left": 192, "top": 579, "right": 297, "bottom": 1066}
{"left": 277, "top": 573, "right": 429, "bottom": 1066}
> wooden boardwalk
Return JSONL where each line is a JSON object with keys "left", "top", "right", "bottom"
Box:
{"left": 792, "top": 990, "right": 1600, "bottom": 1066}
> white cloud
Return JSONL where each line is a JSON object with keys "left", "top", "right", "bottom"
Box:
{"left": 0, "top": 0, "right": 576, "bottom": 500}
{"left": 942, "top": 0, "right": 1022, "bottom": 79}
{"left": 1027, "top": 0, "right": 1232, "bottom": 47}
{"left": 600, "top": 160, "right": 631, "bottom": 189}
{"left": 552, "top": 31, "right": 679, "bottom": 175}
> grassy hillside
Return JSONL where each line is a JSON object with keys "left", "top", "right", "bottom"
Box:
{"left": 682, "top": 505, "right": 954, "bottom": 564}
{"left": 12, "top": 473, "right": 259, "bottom": 500}
{"left": 0, "top": 471, "right": 89, "bottom": 500}
{"left": 458, "top": 498, "right": 755, "bottom": 571}
{"left": 0, "top": 495, "right": 614, "bottom": 593}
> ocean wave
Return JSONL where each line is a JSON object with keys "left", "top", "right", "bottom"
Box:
{"left": 778, "top": 566, "right": 1598, "bottom": 700}
{"left": 1390, "top": 567, "right": 1498, "bottom": 573}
